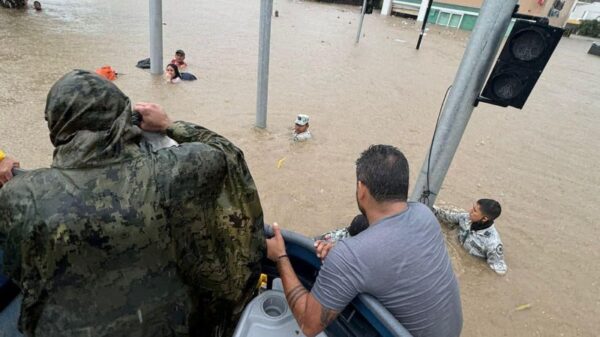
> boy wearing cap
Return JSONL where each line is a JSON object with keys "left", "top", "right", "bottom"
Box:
{"left": 293, "top": 114, "right": 311, "bottom": 142}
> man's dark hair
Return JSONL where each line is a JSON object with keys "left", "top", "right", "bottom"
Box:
{"left": 356, "top": 145, "right": 409, "bottom": 202}
{"left": 478, "top": 199, "right": 501, "bottom": 221}
{"left": 175, "top": 49, "right": 185, "bottom": 56}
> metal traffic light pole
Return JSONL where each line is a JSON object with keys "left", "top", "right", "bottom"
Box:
{"left": 410, "top": 0, "right": 518, "bottom": 206}
{"left": 149, "top": 0, "right": 163, "bottom": 75}
{"left": 256, "top": 0, "right": 273, "bottom": 129}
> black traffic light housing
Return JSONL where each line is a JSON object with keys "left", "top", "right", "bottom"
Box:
{"left": 478, "top": 18, "right": 564, "bottom": 109}
{"left": 365, "top": 0, "right": 375, "bottom": 14}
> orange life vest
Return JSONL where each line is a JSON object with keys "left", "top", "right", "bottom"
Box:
{"left": 95, "top": 66, "right": 117, "bottom": 81}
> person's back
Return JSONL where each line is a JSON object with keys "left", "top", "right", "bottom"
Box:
{"left": 0, "top": 70, "right": 265, "bottom": 337}
{"left": 267, "top": 145, "right": 461, "bottom": 337}
{"left": 317, "top": 202, "right": 462, "bottom": 337}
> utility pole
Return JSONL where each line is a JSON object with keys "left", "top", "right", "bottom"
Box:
{"left": 256, "top": 0, "right": 273, "bottom": 129}
{"left": 149, "top": 0, "right": 163, "bottom": 75}
{"left": 410, "top": 0, "right": 518, "bottom": 206}
{"left": 355, "top": 0, "right": 368, "bottom": 44}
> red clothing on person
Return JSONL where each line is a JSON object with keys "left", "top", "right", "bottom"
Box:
{"left": 170, "top": 59, "right": 187, "bottom": 69}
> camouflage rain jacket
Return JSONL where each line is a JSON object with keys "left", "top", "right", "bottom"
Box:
{"left": 0, "top": 70, "right": 265, "bottom": 337}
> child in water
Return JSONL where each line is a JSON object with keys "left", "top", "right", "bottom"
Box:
{"left": 164, "top": 64, "right": 182, "bottom": 84}
{"left": 170, "top": 50, "right": 187, "bottom": 70}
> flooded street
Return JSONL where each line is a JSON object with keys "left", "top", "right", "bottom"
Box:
{"left": 1, "top": 0, "right": 600, "bottom": 336}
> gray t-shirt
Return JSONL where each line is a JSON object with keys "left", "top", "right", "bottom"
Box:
{"left": 311, "top": 202, "right": 462, "bottom": 337}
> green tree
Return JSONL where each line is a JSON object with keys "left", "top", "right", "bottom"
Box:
{"left": 578, "top": 20, "right": 600, "bottom": 38}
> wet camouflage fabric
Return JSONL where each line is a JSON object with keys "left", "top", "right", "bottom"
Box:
{"left": 316, "top": 227, "right": 350, "bottom": 243}
{"left": 316, "top": 215, "right": 369, "bottom": 243}
{"left": 0, "top": 70, "right": 265, "bottom": 337}
{"left": 292, "top": 131, "right": 311, "bottom": 142}
{"left": 433, "top": 206, "right": 507, "bottom": 275}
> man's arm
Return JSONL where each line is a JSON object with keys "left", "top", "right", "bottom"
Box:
{"left": 267, "top": 223, "right": 339, "bottom": 337}
{"left": 135, "top": 102, "right": 238, "bottom": 152}
{"left": 433, "top": 206, "right": 468, "bottom": 229}
{"left": 486, "top": 243, "right": 507, "bottom": 275}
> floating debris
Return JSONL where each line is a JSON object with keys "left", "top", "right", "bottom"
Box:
{"left": 515, "top": 303, "right": 532, "bottom": 311}
{"left": 277, "top": 157, "right": 287, "bottom": 169}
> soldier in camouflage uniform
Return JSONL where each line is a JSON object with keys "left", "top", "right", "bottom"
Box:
{"left": 433, "top": 199, "right": 507, "bottom": 275}
{"left": 0, "top": 70, "right": 265, "bottom": 337}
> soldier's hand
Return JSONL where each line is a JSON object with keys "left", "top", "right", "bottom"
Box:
{"left": 266, "top": 223, "right": 287, "bottom": 262}
{"left": 134, "top": 102, "right": 173, "bottom": 132}
{"left": 314, "top": 240, "right": 334, "bottom": 262}
{"left": 0, "top": 156, "right": 20, "bottom": 188}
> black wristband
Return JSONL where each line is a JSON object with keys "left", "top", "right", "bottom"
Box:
{"left": 278, "top": 254, "right": 289, "bottom": 261}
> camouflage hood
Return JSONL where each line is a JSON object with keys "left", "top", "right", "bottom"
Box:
{"left": 45, "top": 70, "right": 142, "bottom": 168}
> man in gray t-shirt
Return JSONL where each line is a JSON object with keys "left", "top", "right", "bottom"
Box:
{"left": 312, "top": 202, "right": 462, "bottom": 337}
{"left": 266, "top": 145, "right": 462, "bottom": 337}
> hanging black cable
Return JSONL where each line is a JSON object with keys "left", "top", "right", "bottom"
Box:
{"left": 419, "top": 85, "right": 452, "bottom": 205}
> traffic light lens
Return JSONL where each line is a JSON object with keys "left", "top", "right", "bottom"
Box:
{"left": 492, "top": 74, "right": 524, "bottom": 100}
{"left": 511, "top": 30, "right": 546, "bottom": 62}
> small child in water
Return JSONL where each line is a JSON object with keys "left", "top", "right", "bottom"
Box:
{"left": 165, "top": 64, "right": 182, "bottom": 84}
{"left": 170, "top": 49, "right": 187, "bottom": 70}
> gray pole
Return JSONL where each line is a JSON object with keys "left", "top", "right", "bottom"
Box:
{"left": 410, "top": 0, "right": 518, "bottom": 206}
{"left": 256, "top": 0, "right": 273, "bottom": 129}
{"left": 355, "top": 0, "right": 368, "bottom": 44}
{"left": 149, "top": 0, "right": 164, "bottom": 75}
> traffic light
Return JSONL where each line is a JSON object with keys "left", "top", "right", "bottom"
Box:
{"left": 479, "top": 19, "right": 564, "bottom": 109}
{"left": 365, "top": 0, "right": 374, "bottom": 14}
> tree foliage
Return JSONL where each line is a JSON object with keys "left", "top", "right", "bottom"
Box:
{"left": 577, "top": 20, "right": 600, "bottom": 38}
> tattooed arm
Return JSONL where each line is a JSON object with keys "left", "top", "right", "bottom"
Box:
{"left": 267, "top": 223, "right": 339, "bottom": 337}
{"left": 277, "top": 257, "right": 339, "bottom": 336}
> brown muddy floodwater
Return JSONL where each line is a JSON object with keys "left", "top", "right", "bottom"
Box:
{"left": 1, "top": 0, "right": 599, "bottom": 336}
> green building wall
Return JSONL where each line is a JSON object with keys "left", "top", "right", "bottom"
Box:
{"left": 392, "top": 0, "right": 516, "bottom": 33}
{"left": 393, "top": 0, "right": 480, "bottom": 30}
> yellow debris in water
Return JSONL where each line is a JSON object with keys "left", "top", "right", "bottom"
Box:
{"left": 277, "top": 157, "right": 287, "bottom": 169}
{"left": 515, "top": 303, "right": 532, "bottom": 311}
